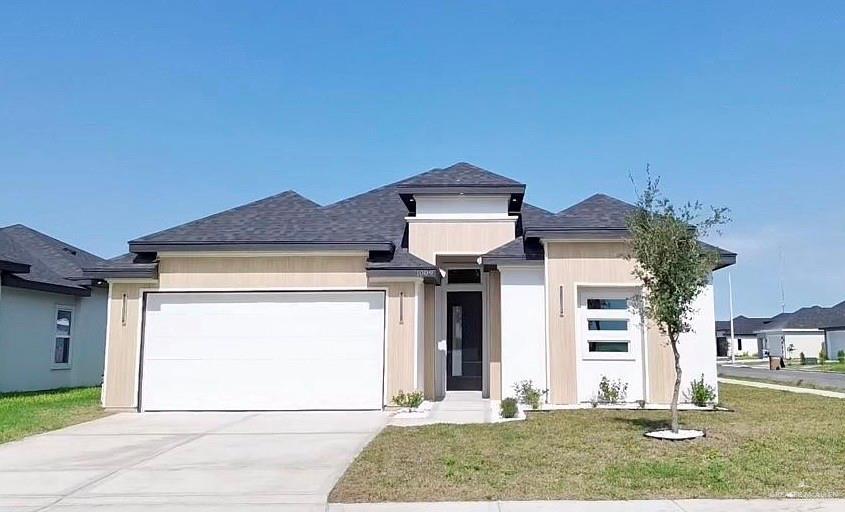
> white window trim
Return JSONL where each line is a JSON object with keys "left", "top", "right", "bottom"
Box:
{"left": 579, "top": 287, "right": 639, "bottom": 362}
{"left": 52, "top": 305, "right": 74, "bottom": 370}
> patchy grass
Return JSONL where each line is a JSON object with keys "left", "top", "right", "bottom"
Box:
{"left": 330, "top": 384, "right": 845, "bottom": 502}
{"left": 820, "top": 363, "right": 845, "bottom": 374}
{"left": 0, "top": 387, "right": 107, "bottom": 444}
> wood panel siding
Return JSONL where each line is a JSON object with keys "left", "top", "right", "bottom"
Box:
{"left": 102, "top": 282, "right": 150, "bottom": 408}
{"left": 385, "top": 282, "right": 417, "bottom": 402}
{"left": 408, "top": 220, "right": 516, "bottom": 264}
{"left": 487, "top": 270, "right": 502, "bottom": 400}
{"left": 157, "top": 255, "right": 368, "bottom": 289}
{"left": 647, "top": 323, "right": 675, "bottom": 403}
{"left": 423, "top": 283, "right": 436, "bottom": 400}
{"left": 545, "top": 242, "right": 673, "bottom": 404}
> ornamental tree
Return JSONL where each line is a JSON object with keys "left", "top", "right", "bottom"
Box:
{"left": 626, "top": 174, "right": 729, "bottom": 433}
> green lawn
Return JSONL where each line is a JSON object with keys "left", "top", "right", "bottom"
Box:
{"left": 0, "top": 387, "right": 108, "bottom": 444}
{"left": 331, "top": 384, "right": 845, "bottom": 502}
{"left": 786, "top": 362, "right": 845, "bottom": 374}
{"left": 820, "top": 362, "right": 845, "bottom": 373}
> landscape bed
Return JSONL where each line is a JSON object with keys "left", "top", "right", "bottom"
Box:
{"left": 0, "top": 387, "right": 107, "bottom": 444}
{"left": 330, "top": 383, "right": 845, "bottom": 502}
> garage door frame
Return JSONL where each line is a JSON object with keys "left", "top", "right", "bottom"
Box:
{"left": 137, "top": 288, "right": 388, "bottom": 412}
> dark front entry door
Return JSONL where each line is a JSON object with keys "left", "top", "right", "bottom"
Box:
{"left": 447, "top": 291, "right": 483, "bottom": 391}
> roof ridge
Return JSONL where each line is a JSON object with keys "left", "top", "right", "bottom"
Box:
{"left": 132, "top": 189, "right": 322, "bottom": 242}
{"left": 556, "top": 193, "right": 635, "bottom": 216}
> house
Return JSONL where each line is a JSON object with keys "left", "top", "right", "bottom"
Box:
{"left": 83, "top": 163, "right": 735, "bottom": 411}
{"left": 822, "top": 324, "right": 845, "bottom": 360}
{"left": 757, "top": 301, "right": 845, "bottom": 360}
{"left": 0, "top": 224, "right": 108, "bottom": 392}
{"left": 715, "top": 316, "right": 768, "bottom": 357}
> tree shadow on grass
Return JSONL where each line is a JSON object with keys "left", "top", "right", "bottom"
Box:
{"left": 612, "top": 417, "right": 671, "bottom": 431}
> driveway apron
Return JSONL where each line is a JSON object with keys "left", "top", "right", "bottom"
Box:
{"left": 0, "top": 411, "right": 387, "bottom": 511}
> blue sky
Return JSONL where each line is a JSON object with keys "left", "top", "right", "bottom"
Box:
{"left": 1, "top": 1, "right": 843, "bottom": 319}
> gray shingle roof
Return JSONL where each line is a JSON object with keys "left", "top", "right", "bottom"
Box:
{"left": 0, "top": 224, "right": 106, "bottom": 294}
{"left": 715, "top": 316, "right": 769, "bottom": 336}
{"left": 760, "top": 302, "right": 845, "bottom": 331}
{"left": 131, "top": 191, "right": 390, "bottom": 247}
{"left": 480, "top": 237, "right": 545, "bottom": 265}
{"left": 398, "top": 162, "right": 523, "bottom": 187}
{"left": 527, "top": 193, "right": 637, "bottom": 231}
{"left": 100, "top": 162, "right": 734, "bottom": 277}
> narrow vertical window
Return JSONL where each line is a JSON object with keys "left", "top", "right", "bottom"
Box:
{"left": 54, "top": 308, "right": 72, "bottom": 367}
{"left": 559, "top": 285, "right": 564, "bottom": 317}
{"left": 121, "top": 293, "right": 128, "bottom": 326}
{"left": 399, "top": 291, "right": 404, "bottom": 325}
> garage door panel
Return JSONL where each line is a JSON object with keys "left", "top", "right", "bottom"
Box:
{"left": 141, "top": 291, "right": 385, "bottom": 411}
{"left": 142, "top": 359, "right": 384, "bottom": 411}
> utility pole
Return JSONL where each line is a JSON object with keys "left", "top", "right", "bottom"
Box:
{"left": 729, "top": 272, "right": 736, "bottom": 364}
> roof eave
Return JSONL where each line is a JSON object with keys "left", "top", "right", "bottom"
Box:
{"left": 479, "top": 256, "right": 544, "bottom": 267}
{"left": 82, "top": 264, "right": 159, "bottom": 280}
{"left": 0, "top": 259, "right": 31, "bottom": 274}
{"left": 525, "top": 228, "right": 630, "bottom": 240}
{"left": 366, "top": 267, "right": 442, "bottom": 285}
{"left": 128, "top": 241, "right": 394, "bottom": 254}
{"left": 1, "top": 273, "right": 91, "bottom": 297}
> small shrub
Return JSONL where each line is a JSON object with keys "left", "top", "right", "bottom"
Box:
{"left": 512, "top": 380, "right": 547, "bottom": 410}
{"left": 391, "top": 390, "right": 424, "bottom": 410}
{"left": 597, "top": 376, "right": 628, "bottom": 404}
{"left": 800, "top": 352, "right": 806, "bottom": 365}
{"left": 838, "top": 350, "right": 845, "bottom": 364}
{"left": 684, "top": 374, "right": 717, "bottom": 407}
{"left": 500, "top": 397, "right": 518, "bottom": 418}
{"left": 819, "top": 348, "right": 828, "bottom": 365}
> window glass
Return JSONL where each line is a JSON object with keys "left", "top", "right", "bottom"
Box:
{"left": 587, "top": 298, "right": 628, "bottom": 310}
{"left": 447, "top": 269, "right": 481, "bottom": 284}
{"left": 588, "top": 341, "right": 629, "bottom": 353}
{"left": 54, "top": 338, "right": 70, "bottom": 364}
{"left": 56, "top": 310, "right": 72, "bottom": 335}
{"left": 54, "top": 309, "right": 72, "bottom": 365}
{"left": 588, "top": 319, "right": 628, "bottom": 331}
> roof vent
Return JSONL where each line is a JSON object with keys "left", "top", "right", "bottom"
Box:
{"left": 62, "top": 247, "right": 77, "bottom": 256}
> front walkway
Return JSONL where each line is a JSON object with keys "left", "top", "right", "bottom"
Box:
{"left": 0, "top": 411, "right": 387, "bottom": 511}
{"left": 330, "top": 499, "right": 845, "bottom": 511}
{"left": 390, "top": 391, "right": 497, "bottom": 426}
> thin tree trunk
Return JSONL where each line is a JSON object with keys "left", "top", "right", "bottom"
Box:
{"left": 670, "top": 335, "right": 682, "bottom": 433}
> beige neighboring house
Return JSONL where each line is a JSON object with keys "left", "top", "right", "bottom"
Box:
{"left": 84, "top": 163, "right": 735, "bottom": 411}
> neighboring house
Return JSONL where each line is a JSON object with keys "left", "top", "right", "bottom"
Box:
{"left": 757, "top": 301, "right": 845, "bottom": 360}
{"left": 0, "top": 224, "right": 108, "bottom": 392}
{"left": 83, "top": 163, "right": 735, "bottom": 412}
{"left": 715, "top": 316, "right": 768, "bottom": 357}
{"left": 822, "top": 324, "right": 845, "bottom": 359}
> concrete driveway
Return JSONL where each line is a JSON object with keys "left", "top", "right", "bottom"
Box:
{"left": 0, "top": 411, "right": 387, "bottom": 511}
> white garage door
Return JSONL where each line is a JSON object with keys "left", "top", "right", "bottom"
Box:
{"left": 140, "top": 291, "right": 385, "bottom": 411}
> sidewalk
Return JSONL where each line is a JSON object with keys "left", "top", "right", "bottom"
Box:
{"left": 719, "top": 377, "right": 845, "bottom": 398}
{"left": 330, "top": 499, "right": 845, "bottom": 511}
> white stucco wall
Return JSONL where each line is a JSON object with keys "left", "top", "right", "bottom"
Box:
{"left": 727, "top": 335, "right": 761, "bottom": 357}
{"left": 784, "top": 332, "right": 826, "bottom": 360}
{"left": 499, "top": 266, "right": 547, "bottom": 399}
{"left": 575, "top": 286, "right": 645, "bottom": 403}
{"left": 414, "top": 195, "right": 511, "bottom": 219}
{"left": 0, "top": 286, "right": 108, "bottom": 392}
{"left": 826, "top": 330, "right": 845, "bottom": 359}
{"left": 676, "top": 280, "right": 719, "bottom": 401}
{"left": 763, "top": 331, "right": 825, "bottom": 360}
